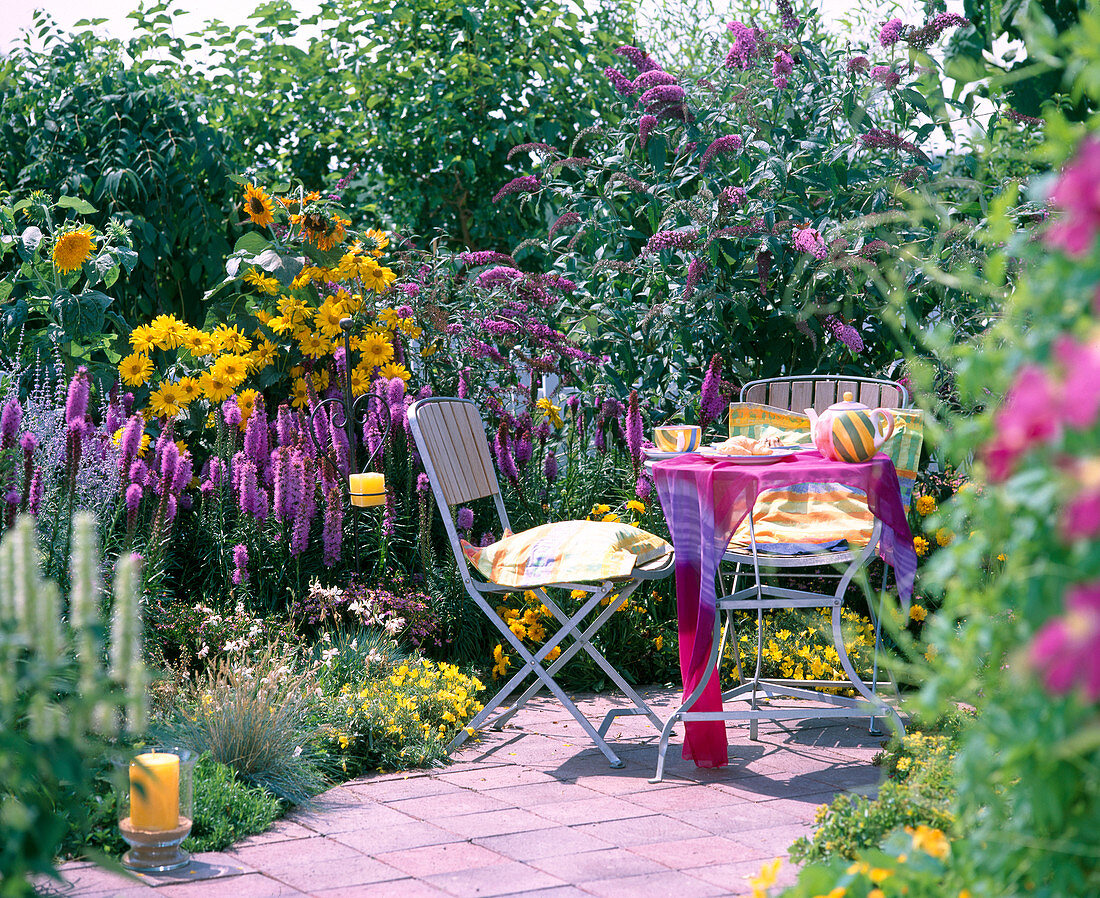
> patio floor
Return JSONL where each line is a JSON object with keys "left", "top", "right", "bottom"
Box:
{"left": 50, "top": 688, "right": 888, "bottom": 897}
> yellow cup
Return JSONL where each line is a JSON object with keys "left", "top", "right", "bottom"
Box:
{"left": 654, "top": 425, "right": 701, "bottom": 453}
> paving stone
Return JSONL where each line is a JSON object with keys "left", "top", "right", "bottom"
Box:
{"left": 713, "top": 773, "right": 839, "bottom": 801}
{"left": 316, "top": 880, "right": 453, "bottom": 897}
{"left": 289, "top": 800, "right": 417, "bottom": 836}
{"left": 154, "top": 873, "right": 306, "bottom": 898}
{"left": 529, "top": 795, "right": 655, "bottom": 826}
{"left": 580, "top": 868, "right": 729, "bottom": 898}
{"left": 435, "top": 807, "right": 558, "bottom": 839}
{"left": 343, "top": 776, "right": 465, "bottom": 802}
{"left": 231, "top": 822, "right": 317, "bottom": 847}
{"left": 728, "top": 822, "right": 815, "bottom": 857}
{"left": 808, "top": 764, "right": 884, "bottom": 791}
{"left": 331, "top": 820, "right": 460, "bottom": 855}
{"left": 482, "top": 780, "right": 605, "bottom": 807}
{"left": 623, "top": 783, "right": 751, "bottom": 813}
{"left": 226, "top": 836, "right": 360, "bottom": 872}
{"left": 390, "top": 789, "right": 512, "bottom": 819}
{"left": 438, "top": 765, "right": 559, "bottom": 789}
{"left": 757, "top": 792, "right": 838, "bottom": 822}
{"left": 529, "top": 847, "right": 669, "bottom": 883}
{"left": 684, "top": 856, "right": 800, "bottom": 895}
{"left": 374, "top": 841, "right": 510, "bottom": 877}
{"left": 627, "top": 835, "right": 765, "bottom": 870}
{"left": 421, "top": 859, "right": 565, "bottom": 897}
{"left": 51, "top": 867, "right": 144, "bottom": 894}
{"left": 474, "top": 825, "right": 615, "bottom": 862}
{"left": 264, "top": 853, "right": 405, "bottom": 891}
{"left": 671, "top": 802, "right": 804, "bottom": 837}
{"left": 494, "top": 888, "right": 593, "bottom": 898}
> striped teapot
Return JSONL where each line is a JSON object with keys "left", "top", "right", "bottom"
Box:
{"left": 805, "top": 392, "right": 895, "bottom": 463}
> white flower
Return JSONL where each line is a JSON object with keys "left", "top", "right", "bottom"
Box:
{"left": 292, "top": 745, "right": 303, "bottom": 757}
{"left": 384, "top": 617, "right": 405, "bottom": 635}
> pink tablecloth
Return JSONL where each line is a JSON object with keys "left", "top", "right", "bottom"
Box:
{"left": 652, "top": 450, "right": 916, "bottom": 769}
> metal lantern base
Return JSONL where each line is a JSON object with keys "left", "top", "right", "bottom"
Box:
{"left": 119, "top": 817, "right": 193, "bottom": 873}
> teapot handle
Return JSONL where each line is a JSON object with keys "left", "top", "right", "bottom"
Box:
{"left": 869, "top": 409, "right": 896, "bottom": 450}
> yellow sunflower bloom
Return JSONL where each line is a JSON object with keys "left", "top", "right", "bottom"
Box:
{"left": 150, "top": 314, "right": 188, "bottom": 350}
{"left": 358, "top": 332, "right": 394, "bottom": 369}
{"left": 243, "top": 183, "right": 275, "bottom": 227}
{"left": 290, "top": 378, "right": 310, "bottom": 409}
{"left": 377, "top": 362, "right": 411, "bottom": 382}
{"left": 177, "top": 376, "right": 201, "bottom": 403}
{"left": 243, "top": 268, "right": 281, "bottom": 295}
{"left": 149, "top": 382, "right": 185, "bottom": 418}
{"left": 200, "top": 372, "right": 234, "bottom": 403}
{"left": 298, "top": 330, "right": 328, "bottom": 359}
{"left": 52, "top": 225, "right": 95, "bottom": 274}
{"left": 212, "top": 354, "right": 250, "bottom": 386}
{"left": 361, "top": 261, "right": 397, "bottom": 294}
{"left": 250, "top": 338, "right": 278, "bottom": 369}
{"left": 119, "top": 353, "right": 153, "bottom": 387}
{"left": 129, "top": 325, "right": 156, "bottom": 355}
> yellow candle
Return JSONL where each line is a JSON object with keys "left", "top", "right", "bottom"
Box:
{"left": 349, "top": 472, "right": 386, "bottom": 507}
{"left": 129, "top": 752, "right": 179, "bottom": 832}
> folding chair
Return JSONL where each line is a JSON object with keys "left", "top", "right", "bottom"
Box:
{"left": 408, "top": 397, "right": 674, "bottom": 768}
{"left": 653, "top": 376, "right": 921, "bottom": 781}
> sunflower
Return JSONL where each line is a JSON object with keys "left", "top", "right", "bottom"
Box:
{"left": 290, "top": 378, "right": 310, "bottom": 409}
{"left": 150, "top": 314, "right": 188, "bottom": 350}
{"left": 53, "top": 225, "right": 95, "bottom": 274}
{"left": 243, "top": 184, "right": 276, "bottom": 227}
{"left": 212, "top": 354, "right": 249, "bottom": 386}
{"left": 377, "top": 362, "right": 411, "bottom": 382}
{"left": 200, "top": 372, "right": 234, "bottom": 403}
{"left": 129, "top": 325, "right": 156, "bottom": 355}
{"left": 362, "top": 228, "right": 389, "bottom": 258}
{"left": 119, "top": 353, "right": 153, "bottom": 387}
{"left": 149, "top": 382, "right": 185, "bottom": 418}
{"left": 358, "top": 332, "right": 394, "bottom": 369}
{"left": 294, "top": 212, "right": 349, "bottom": 252}
{"left": 178, "top": 376, "right": 201, "bottom": 403}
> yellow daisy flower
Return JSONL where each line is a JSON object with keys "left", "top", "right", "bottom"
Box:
{"left": 377, "top": 362, "right": 411, "bottom": 382}
{"left": 290, "top": 378, "right": 310, "bottom": 409}
{"left": 243, "top": 268, "right": 281, "bottom": 295}
{"left": 243, "top": 183, "right": 275, "bottom": 227}
{"left": 200, "top": 372, "right": 234, "bottom": 403}
{"left": 377, "top": 307, "right": 400, "bottom": 330}
{"left": 315, "top": 299, "right": 346, "bottom": 337}
{"left": 119, "top": 353, "right": 153, "bottom": 387}
{"left": 299, "top": 331, "right": 330, "bottom": 359}
{"left": 212, "top": 354, "right": 250, "bottom": 386}
{"left": 536, "top": 398, "right": 563, "bottom": 428}
{"left": 149, "top": 382, "right": 185, "bottom": 418}
{"left": 52, "top": 225, "right": 95, "bottom": 273}
{"left": 214, "top": 325, "right": 251, "bottom": 354}
{"left": 129, "top": 325, "right": 156, "bottom": 355}
{"left": 349, "top": 367, "right": 370, "bottom": 396}
{"left": 150, "top": 314, "right": 187, "bottom": 350}
{"left": 177, "top": 376, "right": 201, "bottom": 403}
{"left": 310, "top": 369, "right": 330, "bottom": 391}
{"left": 358, "top": 332, "right": 394, "bottom": 369}
{"left": 363, "top": 228, "right": 389, "bottom": 258}
{"left": 910, "top": 604, "right": 927, "bottom": 622}
{"left": 361, "top": 262, "right": 396, "bottom": 294}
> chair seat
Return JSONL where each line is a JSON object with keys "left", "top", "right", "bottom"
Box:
{"left": 724, "top": 483, "right": 875, "bottom": 556}
{"left": 461, "top": 520, "right": 673, "bottom": 589}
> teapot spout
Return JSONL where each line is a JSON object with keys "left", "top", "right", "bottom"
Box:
{"left": 804, "top": 407, "right": 818, "bottom": 428}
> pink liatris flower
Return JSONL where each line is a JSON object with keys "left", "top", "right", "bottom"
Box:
{"left": 456, "top": 506, "right": 475, "bottom": 530}
{"left": 879, "top": 18, "right": 906, "bottom": 46}
{"left": 1045, "top": 137, "right": 1100, "bottom": 257}
{"left": 626, "top": 390, "right": 643, "bottom": 475}
{"left": 125, "top": 482, "right": 142, "bottom": 531}
{"left": 793, "top": 225, "right": 828, "bottom": 259}
{"left": 322, "top": 485, "right": 342, "bottom": 568}
{"left": 232, "top": 543, "right": 250, "bottom": 585}
{"left": 0, "top": 397, "right": 22, "bottom": 449}
{"left": 494, "top": 422, "right": 519, "bottom": 485}
{"left": 635, "top": 474, "right": 652, "bottom": 501}
{"left": 544, "top": 449, "right": 558, "bottom": 485}
{"left": 65, "top": 366, "right": 90, "bottom": 430}
{"left": 699, "top": 135, "right": 743, "bottom": 173}
{"left": 492, "top": 175, "right": 542, "bottom": 204}
{"left": 639, "top": 114, "right": 658, "bottom": 147}
{"left": 223, "top": 396, "right": 242, "bottom": 430}
{"left": 1029, "top": 582, "right": 1100, "bottom": 701}
{"left": 983, "top": 364, "right": 1062, "bottom": 481}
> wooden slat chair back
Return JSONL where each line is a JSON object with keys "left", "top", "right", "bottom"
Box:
{"left": 741, "top": 375, "right": 909, "bottom": 413}
{"left": 409, "top": 397, "right": 500, "bottom": 507}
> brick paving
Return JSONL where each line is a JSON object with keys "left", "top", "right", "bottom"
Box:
{"left": 47, "top": 688, "right": 887, "bottom": 898}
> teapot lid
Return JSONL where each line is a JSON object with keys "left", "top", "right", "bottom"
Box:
{"left": 827, "top": 391, "right": 870, "bottom": 411}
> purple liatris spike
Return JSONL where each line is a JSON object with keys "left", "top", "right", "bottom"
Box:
{"left": 626, "top": 390, "right": 643, "bottom": 473}
{"left": 543, "top": 449, "right": 558, "bottom": 484}
{"left": 382, "top": 487, "right": 396, "bottom": 537}
{"left": 26, "top": 469, "right": 42, "bottom": 516}
{"left": 492, "top": 175, "right": 542, "bottom": 204}
{"left": 244, "top": 394, "right": 269, "bottom": 466}
{"left": 232, "top": 543, "right": 250, "bottom": 585}
{"left": 699, "top": 135, "right": 743, "bottom": 173}
{"left": 129, "top": 458, "right": 149, "bottom": 487}
{"left": 1, "top": 398, "right": 22, "bottom": 450}
{"left": 699, "top": 354, "right": 727, "bottom": 431}
{"left": 329, "top": 414, "right": 349, "bottom": 478}
{"left": 237, "top": 457, "right": 266, "bottom": 520}
{"left": 416, "top": 473, "right": 430, "bottom": 492}
{"left": 387, "top": 377, "right": 406, "bottom": 434}
{"left": 494, "top": 422, "right": 519, "bottom": 484}
{"left": 223, "top": 397, "right": 241, "bottom": 430}
{"left": 276, "top": 404, "right": 296, "bottom": 447}
{"left": 125, "top": 482, "right": 142, "bottom": 528}
{"left": 635, "top": 474, "right": 652, "bottom": 501}
{"left": 458, "top": 368, "right": 469, "bottom": 399}
{"left": 171, "top": 453, "right": 193, "bottom": 496}
{"left": 457, "top": 507, "right": 474, "bottom": 530}
{"left": 322, "top": 486, "right": 342, "bottom": 568}
{"left": 158, "top": 438, "right": 180, "bottom": 490}
{"left": 65, "top": 366, "right": 90, "bottom": 430}
{"left": 639, "top": 114, "right": 658, "bottom": 148}
{"left": 118, "top": 414, "right": 143, "bottom": 470}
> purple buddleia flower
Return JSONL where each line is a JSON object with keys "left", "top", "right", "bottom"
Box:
{"left": 549, "top": 212, "right": 581, "bottom": 241}
{"left": 322, "top": 486, "right": 342, "bottom": 568}
{"left": 725, "top": 23, "right": 763, "bottom": 70}
{"left": 615, "top": 45, "right": 661, "bottom": 73}
{"left": 879, "top": 18, "right": 905, "bottom": 46}
{"left": 494, "top": 421, "right": 519, "bottom": 484}
{"left": 699, "top": 135, "right": 743, "bottom": 173}
{"left": 0, "top": 397, "right": 21, "bottom": 449}
{"left": 479, "top": 531, "right": 494, "bottom": 547}
{"left": 64, "top": 367, "right": 89, "bottom": 430}
{"left": 642, "top": 229, "right": 699, "bottom": 257}
{"left": 276, "top": 403, "right": 296, "bottom": 447}
{"left": 777, "top": 0, "right": 800, "bottom": 30}
{"left": 720, "top": 186, "right": 747, "bottom": 209}
{"left": 223, "top": 397, "right": 242, "bottom": 430}
{"left": 456, "top": 250, "right": 516, "bottom": 266}
{"left": 477, "top": 266, "right": 524, "bottom": 289}
{"left": 544, "top": 449, "right": 558, "bottom": 484}
{"left": 506, "top": 142, "right": 557, "bottom": 161}
{"left": 457, "top": 506, "right": 475, "bottom": 530}
{"left": 825, "top": 315, "right": 865, "bottom": 353}
{"left": 905, "top": 12, "right": 969, "bottom": 49}
{"left": 847, "top": 55, "right": 869, "bottom": 73}
{"left": 633, "top": 70, "right": 677, "bottom": 91}
{"left": 683, "top": 257, "right": 708, "bottom": 301}
{"left": 699, "top": 354, "right": 727, "bottom": 432}
{"left": 870, "top": 65, "right": 901, "bottom": 88}
{"left": 860, "top": 128, "right": 929, "bottom": 162}
{"left": 638, "top": 84, "right": 686, "bottom": 110}
{"left": 639, "top": 114, "right": 658, "bottom": 147}
{"left": 793, "top": 225, "right": 829, "bottom": 259}
{"left": 772, "top": 50, "right": 794, "bottom": 89}
{"left": 492, "top": 175, "right": 542, "bottom": 204}
{"left": 605, "top": 66, "right": 637, "bottom": 96}
{"left": 625, "top": 390, "right": 643, "bottom": 474}
{"left": 232, "top": 543, "right": 250, "bottom": 584}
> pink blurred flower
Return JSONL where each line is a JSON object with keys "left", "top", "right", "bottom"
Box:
{"left": 1030, "top": 582, "right": 1100, "bottom": 701}
{"left": 1054, "top": 335, "right": 1100, "bottom": 429}
{"left": 1061, "top": 458, "right": 1100, "bottom": 540}
{"left": 983, "top": 364, "right": 1062, "bottom": 481}
{"left": 1045, "top": 137, "right": 1100, "bottom": 257}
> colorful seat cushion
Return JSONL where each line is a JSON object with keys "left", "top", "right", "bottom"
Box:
{"left": 461, "top": 520, "right": 673, "bottom": 588}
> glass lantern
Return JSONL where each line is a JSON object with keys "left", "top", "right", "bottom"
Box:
{"left": 117, "top": 747, "right": 195, "bottom": 872}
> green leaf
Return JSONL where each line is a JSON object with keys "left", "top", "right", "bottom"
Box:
{"left": 56, "top": 195, "right": 98, "bottom": 215}
{"left": 21, "top": 227, "right": 43, "bottom": 254}
{"left": 52, "top": 290, "right": 113, "bottom": 339}
{"left": 1, "top": 298, "right": 28, "bottom": 332}
{"left": 254, "top": 248, "right": 305, "bottom": 287}
{"left": 233, "top": 232, "right": 272, "bottom": 255}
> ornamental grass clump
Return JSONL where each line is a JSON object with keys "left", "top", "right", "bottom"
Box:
{"left": 163, "top": 645, "right": 326, "bottom": 805}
